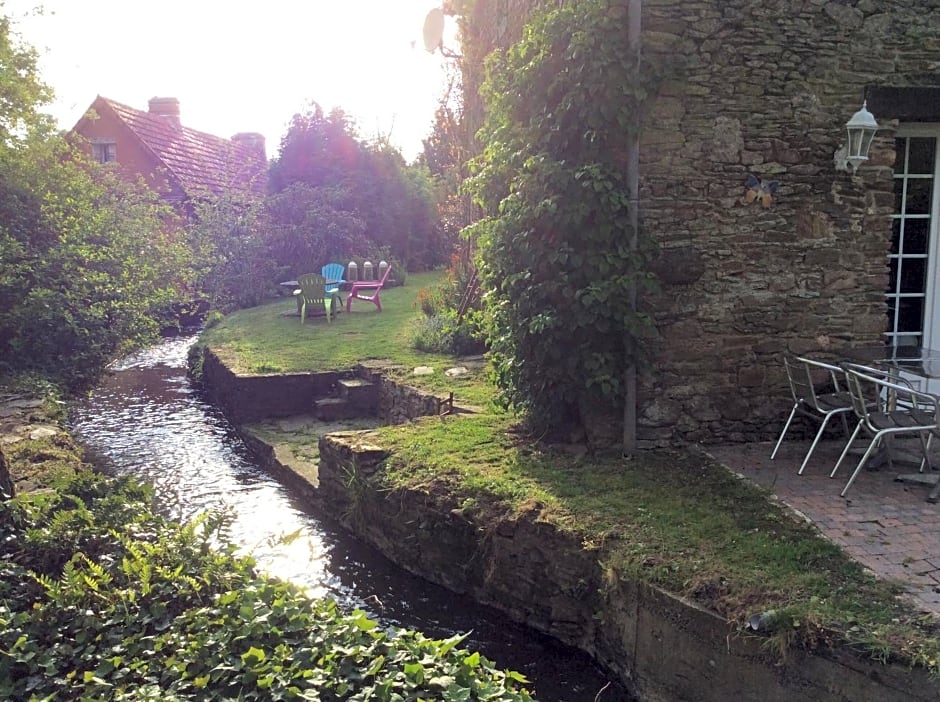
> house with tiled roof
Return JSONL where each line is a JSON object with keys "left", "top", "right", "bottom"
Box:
{"left": 70, "top": 96, "right": 267, "bottom": 216}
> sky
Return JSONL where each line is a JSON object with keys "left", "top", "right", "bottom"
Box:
{"left": 3, "top": 1, "right": 457, "bottom": 161}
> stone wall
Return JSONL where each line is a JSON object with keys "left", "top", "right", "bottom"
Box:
{"left": 200, "top": 348, "right": 344, "bottom": 423}
{"left": 200, "top": 349, "right": 453, "bottom": 425}
{"left": 456, "top": 0, "right": 940, "bottom": 445}
{"left": 355, "top": 362, "right": 453, "bottom": 423}
{"left": 637, "top": 0, "right": 940, "bottom": 445}
{"left": 313, "top": 433, "right": 939, "bottom": 702}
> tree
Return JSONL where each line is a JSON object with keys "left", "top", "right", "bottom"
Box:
{"left": 0, "top": 14, "right": 53, "bottom": 146}
{"left": 268, "top": 105, "right": 360, "bottom": 193}
{"left": 188, "top": 191, "right": 276, "bottom": 313}
{"left": 267, "top": 103, "right": 447, "bottom": 272}
{"left": 464, "top": 0, "right": 659, "bottom": 439}
{"left": 264, "top": 182, "right": 369, "bottom": 276}
{"left": 0, "top": 11, "right": 195, "bottom": 389}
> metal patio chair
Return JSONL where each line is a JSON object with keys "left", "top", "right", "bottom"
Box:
{"left": 770, "top": 355, "right": 855, "bottom": 475}
{"left": 830, "top": 364, "right": 939, "bottom": 497}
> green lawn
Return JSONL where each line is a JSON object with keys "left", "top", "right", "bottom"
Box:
{"left": 201, "top": 269, "right": 940, "bottom": 674}
{"left": 200, "top": 271, "right": 496, "bottom": 408}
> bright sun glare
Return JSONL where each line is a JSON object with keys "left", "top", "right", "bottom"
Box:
{"left": 3, "top": 0, "right": 453, "bottom": 160}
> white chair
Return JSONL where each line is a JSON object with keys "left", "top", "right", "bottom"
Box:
{"left": 830, "top": 365, "right": 939, "bottom": 497}
{"left": 770, "top": 356, "right": 855, "bottom": 475}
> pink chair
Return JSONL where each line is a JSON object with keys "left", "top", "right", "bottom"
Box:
{"left": 346, "top": 264, "right": 392, "bottom": 312}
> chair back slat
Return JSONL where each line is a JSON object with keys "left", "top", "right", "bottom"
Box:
{"left": 842, "top": 368, "right": 877, "bottom": 419}
{"left": 784, "top": 356, "right": 815, "bottom": 404}
{"left": 785, "top": 355, "right": 844, "bottom": 411}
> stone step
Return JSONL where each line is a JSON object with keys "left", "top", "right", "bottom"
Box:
{"left": 314, "top": 398, "right": 365, "bottom": 421}
{"left": 337, "top": 378, "right": 380, "bottom": 408}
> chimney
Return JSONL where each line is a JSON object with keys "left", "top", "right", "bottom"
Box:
{"left": 231, "top": 132, "right": 266, "bottom": 159}
{"left": 148, "top": 96, "right": 181, "bottom": 128}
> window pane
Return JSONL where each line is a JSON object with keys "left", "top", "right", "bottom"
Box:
{"left": 894, "top": 176, "right": 905, "bottom": 212}
{"left": 894, "top": 138, "right": 907, "bottom": 174}
{"left": 905, "top": 178, "right": 934, "bottom": 215}
{"left": 904, "top": 219, "right": 930, "bottom": 254}
{"left": 888, "top": 257, "right": 899, "bottom": 293}
{"left": 891, "top": 219, "right": 902, "bottom": 254}
{"left": 898, "top": 297, "right": 925, "bottom": 333}
{"left": 886, "top": 304, "right": 896, "bottom": 334}
{"left": 900, "top": 259, "right": 926, "bottom": 294}
{"left": 908, "top": 137, "right": 937, "bottom": 175}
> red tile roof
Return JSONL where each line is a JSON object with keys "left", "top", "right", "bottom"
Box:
{"left": 95, "top": 96, "right": 267, "bottom": 200}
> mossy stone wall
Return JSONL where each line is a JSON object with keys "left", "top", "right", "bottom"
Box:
{"left": 312, "top": 432, "right": 939, "bottom": 702}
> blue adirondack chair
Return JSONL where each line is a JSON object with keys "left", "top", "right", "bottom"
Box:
{"left": 321, "top": 263, "right": 346, "bottom": 306}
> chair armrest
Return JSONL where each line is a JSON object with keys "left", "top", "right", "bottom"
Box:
{"left": 841, "top": 362, "right": 918, "bottom": 391}
{"left": 896, "top": 386, "right": 940, "bottom": 416}
{"left": 799, "top": 355, "right": 854, "bottom": 392}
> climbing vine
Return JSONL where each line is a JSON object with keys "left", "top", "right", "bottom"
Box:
{"left": 464, "top": 0, "right": 666, "bottom": 437}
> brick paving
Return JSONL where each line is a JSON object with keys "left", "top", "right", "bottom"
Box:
{"left": 704, "top": 438, "right": 940, "bottom": 617}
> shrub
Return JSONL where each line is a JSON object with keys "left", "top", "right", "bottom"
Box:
{"left": 411, "top": 308, "right": 487, "bottom": 356}
{"left": 464, "top": 0, "right": 665, "bottom": 435}
{"left": 0, "top": 472, "right": 535, "bottom": 700}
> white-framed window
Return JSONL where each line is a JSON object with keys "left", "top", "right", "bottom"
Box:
{"left": 91, "top": 140, "right": 116, "bottom": 164}
{"left": 886, "top": 126, "right": 940, "bottom": 347}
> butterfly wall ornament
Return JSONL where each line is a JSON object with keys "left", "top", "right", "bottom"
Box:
{"left": 741, "top": 173, "right": 779, "bottom": 208}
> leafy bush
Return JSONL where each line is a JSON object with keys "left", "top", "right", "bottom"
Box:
{"left": 417, "top": 284, "right": 453, "bottom": 318}
{"left": 464, "top": 0, "right": 665, "bottom": 436}
{"left": 0, "top": 472, "right": 535, "bottom": 700}
{"left": 0, "top": 16, "right": 196, "bottom": 390}
{"left": 412, "top": 308, "right": 487, "bottom": 356}
{"left": 188, "top": 192, "right": 277, "bottom": 313}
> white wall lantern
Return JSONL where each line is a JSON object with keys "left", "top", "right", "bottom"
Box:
{"left": 834, "top": 101, "right": 879, "bottom": 174}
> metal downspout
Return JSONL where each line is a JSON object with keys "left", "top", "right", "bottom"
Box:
{"left": 623, "top": 0, "right": 641, "bottom": 459}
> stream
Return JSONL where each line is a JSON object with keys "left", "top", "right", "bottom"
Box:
{"left": 69, "top": 331, "right": 634, "bottom": 702}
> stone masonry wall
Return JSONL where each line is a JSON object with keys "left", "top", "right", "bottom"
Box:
{"left": 458, "top": 0, "right": 940, "bottom": 445}
{"left": 637, "top": 0, "right": 940, "bottom": 445}
{"left": 200, "top": 348, "right": 344, "bottom": 423}
{"left": 312, "top": 433, "right": 939, "bottom": 702}
{"left": 200, "top": 349, "right": 452, "bottom": 426}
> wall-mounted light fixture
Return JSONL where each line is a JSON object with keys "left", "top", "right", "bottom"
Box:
{"left": 833, "top": 101, "right": 879, "bottom": 174}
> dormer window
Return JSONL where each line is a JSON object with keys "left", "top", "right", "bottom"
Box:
{"left": 92, "top": 139, "right": 116, "bottom": 163}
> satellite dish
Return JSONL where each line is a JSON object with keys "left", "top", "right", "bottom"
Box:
{"left": 422, "top": 7, "right": 445, "bottom": 53}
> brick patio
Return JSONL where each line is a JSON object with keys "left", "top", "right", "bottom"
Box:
{"left": 705, "top": 438, "right": 940, "bottom": 617}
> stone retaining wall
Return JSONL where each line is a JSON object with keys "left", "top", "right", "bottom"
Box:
{"left": 200, "top": 349, "right": 343, "bottom": 423}
{"left": 310, "top": 431, "right": 939, "bottom": 702}
{"left": 355, "top": 362, "right": 450, "bottom": 423}
{"left": 200, "top": 348, "right": 451, "bottom": 425}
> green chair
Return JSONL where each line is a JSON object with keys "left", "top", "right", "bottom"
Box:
{"left": 294, "top": 273, "right": 340, "bottom": 324}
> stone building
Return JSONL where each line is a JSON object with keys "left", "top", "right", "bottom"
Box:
{"left": 457, "top": 0, "right": 940, "bottom": 446}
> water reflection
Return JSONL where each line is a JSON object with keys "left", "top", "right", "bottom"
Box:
{"left": 70, "top": 332, "right": 633, "bottom": 701}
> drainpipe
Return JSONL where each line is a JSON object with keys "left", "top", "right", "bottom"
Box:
{"left": 623, "top": 0, "right": 641, "bottom": 459}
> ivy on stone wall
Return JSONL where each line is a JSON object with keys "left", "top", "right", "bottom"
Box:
{"left": 464, "top": 0, "right": 666, "bottom": 438}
